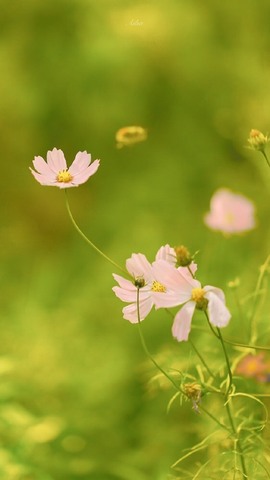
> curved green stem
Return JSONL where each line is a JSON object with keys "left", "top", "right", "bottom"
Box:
{"left": 189, "top": 339, "right": 217, "bottom": 380}
{"left": 225, "top": 403, "right": 248, "bottom": 478}
{"left": 64, "top": 190, "right": 127, "bottom": 275}
{"left": 261, "top": 150, "right": 270, "bottom": 168}
{"left": 136, "top": 291, "right": 233, "bottom": 433}
{"left": 205, "top": 312, "right": 248, "bottom": 477}
{"left": 216, "top": 327, "right": 233, "bottom": 396}
{"left": 223, "top": 338, "right": 270, "bottom": 352}
{"left": 205, "top": 312, "right": 220, "bottom": 339}
{"left": 165, "top": 308, "right": 216, "bottom": 380}
{"left": 136, "top": 288, "right": 183, "bottom": 393}
{"left": 249, "top": 254, "right": 270, "bottom": 343}
{"left": 199, "top": 405, "right": 231, "bottom": 433}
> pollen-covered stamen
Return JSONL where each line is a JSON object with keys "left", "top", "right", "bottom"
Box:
{"left": 191, "top": 287, "right": 208, "bottom": 310}
{"left": 151, "top": 280, "right": 166, "bottom": 293}
{"left": 57, "top": 169, "right": 73, "bottom": 183}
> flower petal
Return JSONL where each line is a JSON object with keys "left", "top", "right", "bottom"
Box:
{"left": 126, "top": 253, "right": 153, "bottom": 282}
{"left": 172, "top": 301, "right": 196, "bottom": 341}
{"left": 113, "top": 274, "right": 136, "bottom": 291}
{"left": 32, "top": 156, "right": 55, "bottom": 178}
{"left": 177, "top": 262, "right": 198, "bottom": 280}
{"left": 71, "top": 160, "right": 100, "bottom": 185}
{"left": 155, "top": 244, "right": 176, "bottom": 265}
{"left": 153, "top": 291, "right": 190, "bottom": 309}
{"left": 153, "top": 260, "right": 198, "bottom": 290}
{"left": 152, "top": 260, "right": 199, "bottom": 308}
{"left": 113, "top": 279, "right": 150, "bottom": 303}
{"left": 122, "top": 296, "right": 153, "bottom": 323}
{"left": 29, "top": 168, "right": 56, "bottom": 186}
{"left": 56, "top": 182, "right": 78, "bottom": 189}
{"left": 68, "top": 151, "right": 91, "bottom": 175}
{"left": 46, "top": 148, "right": 67, "bottom": 173}
{"left": 204, "top": 285, "right": 225, "bottom": 303}
{"left": 113, "top": 286, "right": 137, "bottom": 303}
{"left": 205, "top": 291, "right": 231, "bottom": 328}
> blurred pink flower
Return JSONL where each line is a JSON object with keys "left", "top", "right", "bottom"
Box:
{"left": 30, "top": 148, "right": 100, "bottom": 188}
{"left": 204, "top": 189, "right": 255, "bottom": 234}
{"left": 152, "top": 260, "right": 231, "bottom": 341}
{"left": 112, "top": 245, "right": 196, "bottom": 323}
{"left": 236, "top": 353, "right": 270, "bottom": 382}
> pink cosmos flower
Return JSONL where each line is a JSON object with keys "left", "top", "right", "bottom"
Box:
{"left": 113, "top": 245, "right": 195, "bottom": 323}
{"left": 204, "top": 189, "right": 255, "bottom": 235}
{"left": 236, "top": 353, "right": 270, "bottom": 382}
{"left": 152, "top": 260, "right": 231, "bottom": 341}
{"left": 30, "top": 148, "right": 100, "bottom": 188}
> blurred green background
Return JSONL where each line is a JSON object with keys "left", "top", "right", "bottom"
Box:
{"left": 1, "top": 0, "right": 270, "bottom": 478}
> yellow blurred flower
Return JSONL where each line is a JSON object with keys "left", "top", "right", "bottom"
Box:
{"left": 116, "top": 126, "right": 147, "bottom": 148}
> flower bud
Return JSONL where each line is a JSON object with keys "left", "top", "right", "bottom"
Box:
{"left": 134, "top": 276, "right": 145, "bottom": 288}
{"left": 247, "top": 129, "right": 269, "bottom": 152}
{"left": 183, "top": 382, "right": 202, "bottom": 411}
{"left": 174, "top": 245, "right": 192, "bottom": 267}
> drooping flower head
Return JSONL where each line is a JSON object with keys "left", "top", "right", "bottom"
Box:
{"left": 204, "top": 188, "right": 255, "bottom": 235}
{"left": 30, "top": 148, "right": 100, "bottom": 188}
{"left": 152, "top": 260, "right": 231, "bottom": 341}
{"left": 112, "top": 245, "right": 196, "bottom": 324}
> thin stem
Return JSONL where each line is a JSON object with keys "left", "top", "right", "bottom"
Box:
{"left": 225, "top": 402, "right": 248, "bottom": 479}
{"left": 205, "top": 312, "right": 220, "bottom": 339}
{"left": 137, "top": 295, "right": 235, "bottom": 437}
{"left": 136, "top": 290, "right": 234, "bottom": 435}
{"left": 207, "top": 314, "right": 248, "bottom": 478}
{"left": 188, "top": 265, "right": 195, "bottom": 278}
{"left": 199, "top": 404, "right": 231, "bottom": 433}
{"left": 189, "top": 339, "right": 217, "bottom": 380}
{"left": 205, "top": 311, "right": 248, "bottom": 476}
{"left": 136, "top": 288, "right": 183, "bottom": 393}
{"left": 261, "top": 149, "right": 270, "bottom": 168}
{"left": 249, "top": 254, "right": 270, "bottom": 343}
{"left": 223, "top": 338, "right": 270, "bottom": 352}
{"left": 64, "top": 190, "right": 127, "bottom": 275}
{"left": 216, "top": 327, "right": 233, "bottom": 396}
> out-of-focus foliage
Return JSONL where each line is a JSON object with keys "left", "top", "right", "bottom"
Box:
{"left": 1, "top": 0, "right": 270, "bottom": 478}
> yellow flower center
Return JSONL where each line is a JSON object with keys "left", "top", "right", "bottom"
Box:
{"left": 224, "top": 212, "right": 235, "bottom": 225}
{"left": 191, "top": 288, "right": 205, "bottom": 302}
{"left": 151, "top": 280, "right": 166, "bottom": 293}
{"left": 57, "top": 170, "right": 73, "bottom": 183}
{"left": 191, "top": 287, "right": 208, "bottom": 310}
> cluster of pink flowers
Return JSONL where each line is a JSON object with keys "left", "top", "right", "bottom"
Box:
{"left": 112, "top": 245, "right": 231, "bottom": 342}
{"left": 29, "top": 149, "right": 257, "bottom": 343}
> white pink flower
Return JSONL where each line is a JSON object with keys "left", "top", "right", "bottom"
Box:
{"left": 204, "top": 188, "right": 255, "bottom": 235}
{"left": 30, "top": 148, "right": 100, "bottom": 188}
{"left": 152, "top": 260, "right": 231, "bottom": 341}
{"left": 112, "top": 245, "right": 194, "bottom": 323}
